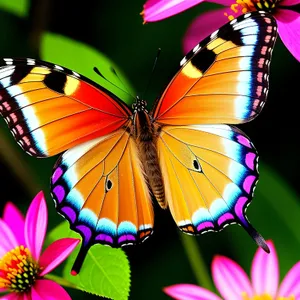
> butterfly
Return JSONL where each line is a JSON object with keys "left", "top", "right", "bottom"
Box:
{"left": 0, "top": 11, "right": 277, "bottom": 274}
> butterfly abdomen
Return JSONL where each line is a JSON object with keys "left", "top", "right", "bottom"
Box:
{"left": 134, "top": 110, "right": 166, "bottom": 208}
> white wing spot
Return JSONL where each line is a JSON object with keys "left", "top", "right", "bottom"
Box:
{"left": 25, "top": 151, "right": 33, "bottom": 156}
{"left": 230, "top": 19, "right": 237, "bottom": 25}
{"left": 210, "top": 30, "right": 218, "bottom": 39}
{"left": 4, "top": 58, "right": 13, "bottom": 65}
{"left": 27, "top": 59, "right": 35, "bottom": 65}
{"left": 54, "top": 65, "right": 64, "bottom": 71}
{"left": 139, "top": 224, "right": 152, "bottom": 231}
{"left": 72, "top": 71, "right": 80, "bottom": 77}
{"left": 193, "top": 44, "right": 201, "bottom": 53}
{"left": 244, "top": 13, "right": 251, "bottom": 18}
{"left": 178, "top": 220, "right": 191, "bottom": 227}
{"left": 180, "top": 57, "right": 187, "bottom": 66}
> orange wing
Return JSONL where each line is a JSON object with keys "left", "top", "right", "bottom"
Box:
{"left": 157, "top": 124, "right": 267, "bottom": 250}
{"left": 51, "top": 128, "right": 154, "bottom": 274}
{"left": 153, "top": 12, "right": 277, "bottom": 125}
{"left": 0, "top": 58, "right": 131, "bottom": 157}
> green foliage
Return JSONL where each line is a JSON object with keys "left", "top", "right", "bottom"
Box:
{"left": 0, "top": 0, "right": 28, "bottom": 18}
{"left": 40, "top": 32, "right": 135, "bottom": 106}
{"left": 258, "top": 162, "right": 300, "bottom": 245}
{"left": 48, "top": 222, "right": 131, "bottom": 300}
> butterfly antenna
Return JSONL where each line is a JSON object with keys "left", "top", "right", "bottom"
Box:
{"left": 93, "top": 66, "right": 135, "bottom": 101}
{"left": 141, "top": 48, "right": 161, "bottom": 100}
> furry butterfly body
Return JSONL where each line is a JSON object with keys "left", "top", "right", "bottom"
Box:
{"left": 0, "top": 11, "right": 277, "bottom": 274}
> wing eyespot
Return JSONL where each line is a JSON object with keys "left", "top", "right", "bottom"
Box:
{"left": 105, "top": 179, "right": 113, "bottom": 192}
{"left": 193, "top": 159, "right": 201, "bottom": 172}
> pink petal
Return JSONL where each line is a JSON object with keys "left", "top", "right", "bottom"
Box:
{"left": 142, "top": 0, "right": 204, "bottom": 22}
{"left": 212, "top": 255, "right": 253, "bottom": 300}
{"left": 30, "top": 288, "right": 43, "bottom": 300}
{"left": 31, "top": 279, "right": 71, "bottom": 300}
{"left": 278, "top": 261, "right": 300, "bottom": 298}
{"left": 39, "top": 238, "right": 80, "bottom": 276}
{"left": 251, "top": 241, "right": 279, "bottom": 297}
{"left": 3, "top": 202, "right": 25, "bottom": 246}
{"left": 206, "top": 0, "right": 236, "bottom": 5}
{"left": 275, "top": 9, "right": 300, "bottom": 62}
{"left": 0, "top": 219, "right": 19, "bottom": 254}
{"left": 183, "top": 8, "right": 234, "bottom": 53}
{"left": 164, "top": 284, "right": 222, "bottom": 300}
{"left": 280, "top": 0, "right": 300, "bottom": 6}
{"left": 24, "top": 191, "right": 48, "bottom": 260}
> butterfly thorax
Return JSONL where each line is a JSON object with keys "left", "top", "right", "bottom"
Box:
{"left": 132, "top": 99, "right": 166, "bottom": 209}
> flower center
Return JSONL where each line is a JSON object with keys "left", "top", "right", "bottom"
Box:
{"left": 224, "top": 0, "right": 280, "bottom": 20}
{"left": 0, "top": 245, "right": 40, "bottom": 293}
{"left": 242, "top": 293, "right": 296, "bottom": 300}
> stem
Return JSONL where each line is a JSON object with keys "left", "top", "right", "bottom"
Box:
{"left": 0, "top": 132, "right": 40, "bottom": 195}
{"left": 180, "top": 233, "right": 214, "bottom": 291}
{"left": 29, "top": 0, "right": 51, "bottom": 54}
{"left": 44, "top": 273, "right": 77, "bottom": 290}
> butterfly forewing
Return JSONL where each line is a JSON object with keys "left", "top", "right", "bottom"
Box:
{"left": 153, "top": 12, "right": 277, "bottom": 125}
{"left": 0, "top": 58, "right": 131, "bottom": 157}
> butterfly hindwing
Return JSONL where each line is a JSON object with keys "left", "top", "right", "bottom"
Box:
{"left": 157, "top": 124, "right": 258, "bottom": 235}
{"left": 153, "top": 12, "right": 277, "bottom": 125}
{"left": 51, "top": 129, "right": 154, "bottom": 273}
{"left": 0, "top": 58, "right": 131, "bottom": 157}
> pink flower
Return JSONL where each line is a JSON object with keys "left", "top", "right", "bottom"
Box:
{"left": 0, "top": 191, "right": 80, "bottom": 300}
{"left": 142, "top": 0, "right": 300, "bottom": 62}
{"left": 164, "top": 241, "right": 300, "bottom": 299}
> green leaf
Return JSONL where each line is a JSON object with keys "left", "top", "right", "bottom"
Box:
{"left": 40, "top": 32, "right": 135, "bottom": 106}
{"left": 48, "top": 222, "right": 131, "bottom": 300}
{"left": 0, "top": 0, "right": 28, "bottom": 18}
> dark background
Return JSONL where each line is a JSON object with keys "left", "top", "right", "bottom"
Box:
{"left": 0, "top": 0, "right": 300, "bottom": 299}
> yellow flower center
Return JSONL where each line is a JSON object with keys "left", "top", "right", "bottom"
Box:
{"left": 224, "top": 0, "right": 280, "bottom": 20}
{"left": 0, "top": 246, "right": 40, "bottom": 293}
{"left": 242, "top": 292, "right": 296, "bottom": 300}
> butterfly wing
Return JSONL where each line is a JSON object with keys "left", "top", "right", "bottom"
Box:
{"left": 51, "top": 128, "right": 154, "bottom": 274}
{"left": 157, "top": 124, "right": 267, "bottom": 248}
{"left": 152, "top": 11, "right": 277, "bottom": 125}
{"left": 0, "top": 58, "right": 131, "bottom": 157}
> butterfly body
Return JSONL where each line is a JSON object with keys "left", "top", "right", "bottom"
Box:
{"left": 0, "top": 12, "right": 278, "bottom": 274}
{"left": 132, "top": 100, "right": 166, "bottom": 208}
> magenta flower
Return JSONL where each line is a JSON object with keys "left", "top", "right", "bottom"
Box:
{"left": 0, "top": 191, "right": 80, "bottom": 300}
{"left": 142, "top": 0, "right": 300, "bottom": 61}
{"left": 164, "top": 241, "right": 300, "bottom": 299}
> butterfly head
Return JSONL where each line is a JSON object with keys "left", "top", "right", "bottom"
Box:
{"left": 132, "top": 97, "right": 148, "bottom": 113}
